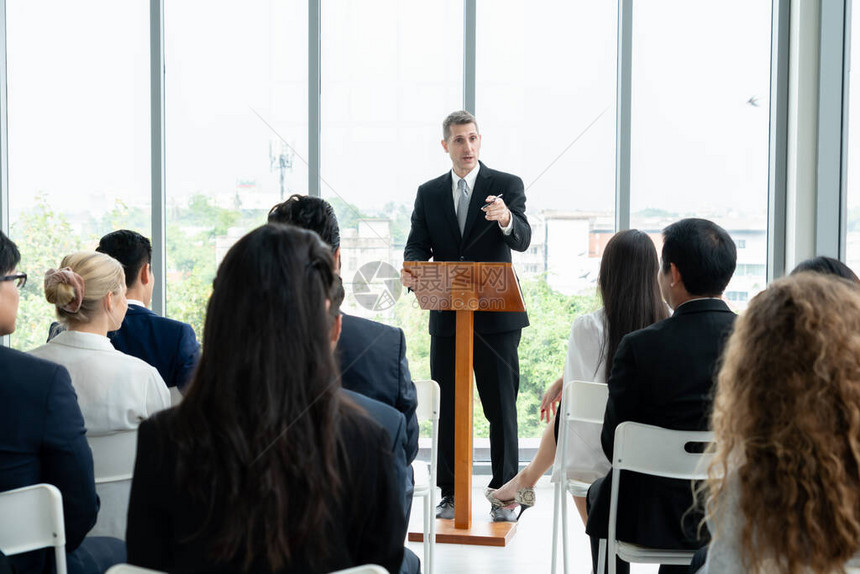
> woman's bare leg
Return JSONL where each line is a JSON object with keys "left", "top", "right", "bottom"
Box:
{"left": 492, "top": 414, "right": 558, "bottom": 501}
{"left": 574, "top": 495, "right": 588, "bottom": 526}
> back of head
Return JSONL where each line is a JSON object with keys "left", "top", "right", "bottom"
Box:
{"left": 175, "top": 223, "right": 341, "bottom": 570}
{"left": 44, "top": 252, "right": 125, "bottom": 326}
{"left": 710, "top": 273, "right": 860, "bottom": 572}
{"left": 267, "top": 194, "right": 340, "bottom": 252}
{"left": 0, "top": 231, "right": 20, "bottom": 276}
{"left": 443, "top": 109, "right": 479, "bottom": 140}
{"left": 661, "top": 218, "right": 736, "bottom": 296}
{"left": 791, "top": 255, "right": 860, "bottom": 283}
{"left": 597, "top": 229, "right": 668, "bottom": 379}
{"left": 96, "top": 230, "right": 152, "bottom": 289}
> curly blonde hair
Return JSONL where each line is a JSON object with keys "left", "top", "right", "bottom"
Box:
{"left": 706, "top": 273, "right": 860, "bottom": 573}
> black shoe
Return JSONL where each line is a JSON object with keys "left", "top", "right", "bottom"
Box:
{"left": 435, "top": 495, "right": 455, "bottom": 519}
{"left": 490, "top": 506, "right": 518, "bottom": 522}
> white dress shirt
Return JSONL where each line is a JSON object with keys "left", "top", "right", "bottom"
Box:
{"left": 30, "top": 330, "right": 170, "bottom": 436}
{"left": 450, "top": 164, "right": 514, "bottom": 235}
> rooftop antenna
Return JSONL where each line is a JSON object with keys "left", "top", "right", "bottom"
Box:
{"left": 269, "top": 140, "right": 295, "bottom": 201}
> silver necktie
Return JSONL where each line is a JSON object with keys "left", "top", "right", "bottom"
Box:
{"left": 457, "top": 178, "right": 469, "bottom": 235}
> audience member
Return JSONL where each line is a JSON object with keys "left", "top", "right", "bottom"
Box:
{"left": 329, "top": 274, "right": 418, "bottom": 574}
{"left": 30, "top": 251, "right": 170, "bottom": 435}
{"left": 0, "top": 232, "right": 124, "bottom": 574}
{"left": 126, "top": 224, "right": 405, "bottom": 573}
{"left": 791, "top": 254, "right": 860, "bottom": 283}
{"left": 268, "top": 195, "right": 419, "bottom": 463}
{"left": 47, "top": 231, "right": 201, "bottom": 395}
{"left": 97, "top": 230, "right": 200, "bottom": 392}
{"left": 586, "top": 218, "right": 737, "bottom": 574}
{"left": 697, "top": 273, "right": 860, "bottom": 573}
{"left": 31, "top": 251, "right": 170, "bottom": 538}
{"left": 487, "top": 230, "right": 669, "bottom": 522}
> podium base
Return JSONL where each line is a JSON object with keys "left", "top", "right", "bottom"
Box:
{"left": 408, "top": 519, "right": 517, "bottom": 547}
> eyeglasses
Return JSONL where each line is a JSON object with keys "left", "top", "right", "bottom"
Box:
{"left": 1, "top": 273, "right": 27, "bottom": 289}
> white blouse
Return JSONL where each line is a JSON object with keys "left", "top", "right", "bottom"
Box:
{"left": 551, "top": 308, "right": 612, "bottom": 483}
{"left": 30, "top": 330, "right": 170, "bottom": 436}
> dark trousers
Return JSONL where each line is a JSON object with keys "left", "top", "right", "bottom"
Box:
{"left": 431, "top": 329, "right": 521, "bottom": 498}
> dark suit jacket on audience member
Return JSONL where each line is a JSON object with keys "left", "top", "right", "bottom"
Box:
{"left": 338, "top": 313, "right": 418, "bottom": 463}
{"left": 126, "top": 407, "right": 405, "bottom": 574}
{"left": 586, "top": 298, "right": 736, "bottom": 549}
{"left": 0, "top": 346, "right": 99, "bottom": 574}
{"left": 109, "top": 304, "right": 200, "bottom": 391}
{"left": 343, "top": 390, "right": 419, "bottom": 574}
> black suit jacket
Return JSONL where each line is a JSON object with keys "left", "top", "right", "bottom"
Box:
{"left": 337, "top": 313, "right": 418, "bottom": 463}
{"left": 404, "top": 161, "right": 531, "bottom": 336}
{"left": 0, "top": 346, "right": 98, "bottom": 574}
{"left": 586, "top": 298, "right": 736, "bottom": 548}
{"left": 109, "top": 304, "right": 200, "bottom": 391}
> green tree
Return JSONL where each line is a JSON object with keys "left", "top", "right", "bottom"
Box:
{"left": 10, "top": 194, "right": 85, "bottom": 351}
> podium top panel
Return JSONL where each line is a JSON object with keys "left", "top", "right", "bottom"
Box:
{"left": 403, "top": 261, "right": 526, "bottom": 313}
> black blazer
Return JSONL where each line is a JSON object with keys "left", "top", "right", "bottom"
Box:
{"left": 337, "top": 313, "right": 418, "bottom": 463}
{"left": 109, "top": 304, "right": 200, "bottom": 391}
{"left": 404, "top": 161, "right": 531, "bottom": 336}
{"left": 586, "top": 298, "right": 736, "bottom": 549}
{"left": 127, "top": 407, "right": 405, "bottom": 573}
{"left": 0, "top": 346, "right": 98, "bottom": 574}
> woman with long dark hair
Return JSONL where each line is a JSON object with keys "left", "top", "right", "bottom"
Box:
{"left": 487, "top": 229, "right": 668, "bottom": 522}
{"left": 126, "top": 224, "right": 405, "bottom": 573}
{"left": 698, "top": 273, "right": 860, "bottom": 572}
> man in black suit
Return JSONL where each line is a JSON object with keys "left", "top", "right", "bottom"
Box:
{"left": 0, "top": 231, "right": 124, "bottom": 574}
{"left": 402, "top": 110, "right": 531, "bottom": 522}
{"left": 585, "top": 218, "right": 737, "bottom": 574}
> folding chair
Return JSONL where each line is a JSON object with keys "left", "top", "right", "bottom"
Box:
{"left": 0, "top": 483, "right": 67, "bottom": 574}
{"left": 88, "top": 430, "right": 138, "bottom": 538}
{"left": 551, "top": 380, "right": 609, "bottom": 574}
{"left": 606, "top": 422, "right": 714, "bottom": 574}
{"left": 411, "top": 380, "right": 440, "bottom": 574}
{"left": 329, "top": 566, "right": 388, "bottom": 574}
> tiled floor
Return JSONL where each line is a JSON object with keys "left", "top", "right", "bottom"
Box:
{"left": 405, "top": 476, "right": 659, "bottom": 574}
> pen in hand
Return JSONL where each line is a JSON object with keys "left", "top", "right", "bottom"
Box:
{"left": 481, "top": 194, "right": 503, "bottom": 212}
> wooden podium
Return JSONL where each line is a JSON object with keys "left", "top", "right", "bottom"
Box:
{"left": 404, "top": 261, "right": 526, "bottom": 547}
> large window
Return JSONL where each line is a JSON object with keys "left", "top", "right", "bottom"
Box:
{"left": 6, "top": 0, "right": 151, "bottom": 350}
{"left": 628, "top": 0, "right": 772, "bottom": 310}
{"left": 320, "top": 0, "right": 462, "bottom": 319}
{"left": 473, "top": 0, "right": 617, "bottom": 437}
{"left": 164, "top": 0, "right": 308, "bottom": 339}
{"left": 846, "top": 1, "right": 860, "bottom": 272}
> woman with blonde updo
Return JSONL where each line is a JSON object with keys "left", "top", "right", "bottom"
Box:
{"left": 30, "top": 251, "right": 170, "bottom": 435}
{"left": 697, "top": 273, "right": 860, "bottom": 573}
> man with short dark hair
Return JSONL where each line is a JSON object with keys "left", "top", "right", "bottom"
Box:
{"left": 96, "top": 230, "right": 200, "bottom": 393}
{"left": 0, "top": 231, "right": 124, "bottom": 574}
{"left": 402, "top": 110, "right": 531, "bottom": 522}
{"left": 585, "top": 218, "right": 737, "bottom": 574}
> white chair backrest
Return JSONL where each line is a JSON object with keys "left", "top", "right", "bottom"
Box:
{"left": 414, "top": 380, "right": 440, "bottom": 423}
{"left": 563, "top": 380, "right": 609, "bottom": 424}
{"left": 88, "top": 430, "right": 138, "bottom": 484}
{"left": 613, "top": 422, "right": 714, "bottom": 480}
{"left": 329, "top": 565, "right": 388, "bottom": 574}
{"left": 106, "top": 565, "right": 166, "bottom": 574}
{"left": 0, "top": 484, "right": 67, "bottom": 574}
